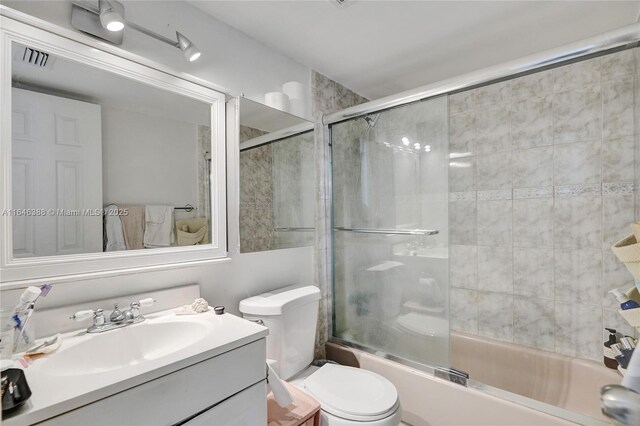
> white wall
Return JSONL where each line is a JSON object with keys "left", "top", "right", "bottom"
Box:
{"left": 102, "top": 106, "right": 198, "bottom": 207}
{"left": 1, "top": 246, "right": 315, "bottom": 338}
{"left": 2, "top": 0, "right": 311, "bottom": 108}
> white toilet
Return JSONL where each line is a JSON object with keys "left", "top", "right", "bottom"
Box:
{"left": 240, "top": 285, "right": 402, "bottom": 426}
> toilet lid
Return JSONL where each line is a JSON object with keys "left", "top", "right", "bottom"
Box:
{"left": 303, "top": 364, "right": 399, "bottom": 421}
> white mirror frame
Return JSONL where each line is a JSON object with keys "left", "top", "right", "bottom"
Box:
{"left": 0, "top": 14, "right": 228, "bottom": 287}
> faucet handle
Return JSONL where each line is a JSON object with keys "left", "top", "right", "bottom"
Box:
{"left": 129, "top": 298, "right": 155, "bottom": 320}
{"left": 110, "top": 304, "right": 126, "bottom": 323}
{"left": 70, "top": 308, "right": 103, "bottom": 322}
{"left": 136, "top": 298, "right": 155, "bottom": 308}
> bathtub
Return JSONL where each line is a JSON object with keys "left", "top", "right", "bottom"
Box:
{"left": 451, "top": 332, "right": 621, "bottom": 422}
{"left": 326, "top": 337, "right": 617, "bottom": 426}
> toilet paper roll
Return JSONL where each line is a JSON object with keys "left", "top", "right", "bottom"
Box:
{"left": 282, "top": 81, "right": 305, "bottom": 100}
{"left": 266, "top": 361, "right": 293, "bottom": 407}
{"left": 265, "top": 92, "right": 290, "bottom": 112}
{"left": 289, "top": 99, "right": 307, "bottom": 118}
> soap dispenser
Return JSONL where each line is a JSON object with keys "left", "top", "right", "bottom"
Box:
{"left": 609, "top": 288, "right": 640, "bottom": 310}
{"left": 604, "top": 328, "right": 619, "bottom": 369}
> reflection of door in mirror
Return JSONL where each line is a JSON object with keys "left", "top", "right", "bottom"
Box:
{"left": 10, "top": 40, "right": 213, "bottom": 259}
{"left": 12, "top": 88, "right": 102, "bottom": 257}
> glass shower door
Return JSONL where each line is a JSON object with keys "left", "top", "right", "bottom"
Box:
{"left": 330, "top": 96, "right": 449, "bottom": 367}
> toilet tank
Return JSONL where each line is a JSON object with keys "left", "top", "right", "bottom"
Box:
{"left": 239, "top": 285, "right": 320, "bottom": 380}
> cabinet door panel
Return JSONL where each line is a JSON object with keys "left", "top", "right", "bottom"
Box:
{"left": 37, "top": 339, "right": 266, "bottom": 426}
{"left": 181, "top": 381, "right": 266, "bottom": 426}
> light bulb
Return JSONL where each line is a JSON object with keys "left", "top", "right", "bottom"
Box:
{"left": 99, "top": 0, "right": 124, "bottom": 32}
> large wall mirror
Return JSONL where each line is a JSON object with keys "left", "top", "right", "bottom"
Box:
{"left": 0, "top": 16, "right": 226, "bottom": 284}
{"left": 238, "top": 98, "right": 314, "bottom": 253}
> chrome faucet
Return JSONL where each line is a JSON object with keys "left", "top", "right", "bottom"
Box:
{"left": 601, "top": 384, "right": 640, "bottom": 425}
{"left": 70, "top": 298, "right": 155, "bottom": 333}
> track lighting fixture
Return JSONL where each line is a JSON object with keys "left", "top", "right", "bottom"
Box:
{"left": 71, "top": 1, "right": 202, "bottom": 62}
{"left": 176, "top": 32, "right": 201, "bottom": 62}
{"left": 98, "top": 0, "right": 124, "bottom": 32}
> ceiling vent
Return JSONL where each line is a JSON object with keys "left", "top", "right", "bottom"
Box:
{"left": 13, "top": 46, "right": 56, "bottom": 70}
{"left": 332, "top": 0, "right": 356, "bottom": 8}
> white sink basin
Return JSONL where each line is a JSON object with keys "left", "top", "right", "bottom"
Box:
{"left": 4, "top": 309, "right": 268, "bottom": 426}
{"left": 40, "top": 319, "right": 209, "bottom": 376}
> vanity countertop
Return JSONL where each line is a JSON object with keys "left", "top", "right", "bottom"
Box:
{"left": 2, "top": 311, "right": 268, "bottom": 425}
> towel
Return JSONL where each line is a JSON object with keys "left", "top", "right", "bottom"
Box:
{"left": 120, "top": 205, "right": 145, "bottom": 250}
{"left": 104, "top": 204, "right": 126, "bottom": 251}
{"left": 176, "top": 218, "right": 209, "bottom": 246}
{"left": 143, "top": 205, "right": 175, "bottom": 248}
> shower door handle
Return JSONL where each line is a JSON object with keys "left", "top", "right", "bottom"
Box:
{"left": 334, "top": 227, "right": 438, "bottom": 236}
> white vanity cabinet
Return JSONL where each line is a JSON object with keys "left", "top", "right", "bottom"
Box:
{"left": 34, "top": 339, "right": 267, "bottom": 426}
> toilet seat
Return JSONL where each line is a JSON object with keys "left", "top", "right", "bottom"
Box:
{"left": 303, "top": 364, "right": 399, "bottom": 422}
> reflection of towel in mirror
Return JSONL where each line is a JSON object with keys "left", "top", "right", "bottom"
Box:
{"left": 120, "top": 205, "right": 145, "bottom": 250}
{"left": 143, "top": 205, "right": 175, "bottom": 248}
{"left": 104, "top": 204, "right": 126, "bottom": 251}
{"left": 176, "top": 218, "right": 209, "bottom": 246}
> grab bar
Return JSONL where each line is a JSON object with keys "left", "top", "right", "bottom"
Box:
{"left": 274, "top": 227, "right": 315, "bottom": 232}
{"left": 334, "top": 227, "right": 439, "bottom": 236}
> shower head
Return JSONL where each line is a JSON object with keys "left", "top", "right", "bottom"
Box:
{"left": 362, "top": 113, "right": 381, "bottom": 129}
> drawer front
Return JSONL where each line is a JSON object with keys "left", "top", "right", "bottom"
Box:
{"left": 38, "top": 339, "right": 266, "bottom": 426}
{"left": 181, "top": 380, "right": 266, "bottom": 426}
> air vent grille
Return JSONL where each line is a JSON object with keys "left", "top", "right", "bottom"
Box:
{"left": 14, "top": 46, "right": 56, "bottom": 70}
{"left": 22, "top": 47, "right": 49, "bottom": 67}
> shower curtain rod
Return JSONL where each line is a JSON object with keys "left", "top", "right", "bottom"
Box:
{"left": 323, "top": 23, "right": 640, "bottom": 126}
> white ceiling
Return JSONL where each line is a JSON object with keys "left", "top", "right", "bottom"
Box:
{"left": 191, "top": 0, "right": 640, "bottom": 100}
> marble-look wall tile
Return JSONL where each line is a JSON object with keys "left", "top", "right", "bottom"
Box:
{"left": 603, "top": 80, "right": 635, "bottom": 139}
{"left": 603, "top": 137, "right": 635, "bottom": 182}
{"left": 601, "top": 49, "right": 636, "bottom": 82}
{"left": 554, "top": 195, "right": 602, "bottom": 248}
{"left": 554, "top": 249, "right": 603, "bottom": 305}
{"left": 554, "top": 140, "right": 602, "bottom": 185}
{"left": 603, "top": 182, "right": 634, "bottom": 196}
{"left": 553, "top": 86, "right": 602, "bottom": 144}
{"left": 477, "top": 246, "right": 513, "bottom": 293}
{"left": 312, "top": 71, "right": 369, "bottom": 359}
{"left": 477, "top": 152, "right": 512, "bottom": 190}
{"left": 603, "top": 251, "right": 634, "bottom": 309}
{"left": 450, "top": 91, "right": 475, "bottom": 114}
{"left": 475, "top": 106, "right": 511, "bottom": 154}
{"left": 513, "top": 198, "right": 554, "bottom": 248}
{"left": 477, "top": 291, "right": 513, "bottom": 342}
{"left": 450, "top": 200, "right": 477, "bottom": 245}
{"left": 475, "top": 80, "right": 511, "bottom": 106}
{"left": 446, "top": 48, "right": 637, "bottom": 363}
{"left": 555, "top": 302, "right": 602, "bottom": 360}
{"left": 603, "top": 195, "right": 635, "bottom": 249}
{"left": 450, "top": 288, "right": 478, "bottom": 333}
{"left": 450, "top": 245, "right": 478, "bottom": 289}
{"left": 449, "top": 112, "right": 475, "bottom": 155}
{"left": 477, "top": 189, "right": 512, "bottom": 201}
{"left": 511, "top": 70, "right": 552, "bottom": 101}
{"left": 555, "top": 183, "right": 601, "bottom": 198}
{"left": 477, "top": 200, "right": 512, "bottom": 246}
{"left": 449, "top": 157, "right": 476, "bottom": 192}
{"left": 512, "top": 146, "right": 553, "bottom": 188}
{"left": 511, "top": 96, "right": 553, "bottom": 150}
{"left": 513, "top": 248, "right": 554, "bottom": 299}
{"left": 514, "top": 296, "right": 554, "bottom": 350}
{"left": 603, "top": 308, "right": 637, "bottom": 340}
{"left": 552, "top": 57, "right": 601, "bottom": 92}
{"left": 513, "top": 186, "right": 553, "bottom": 199}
